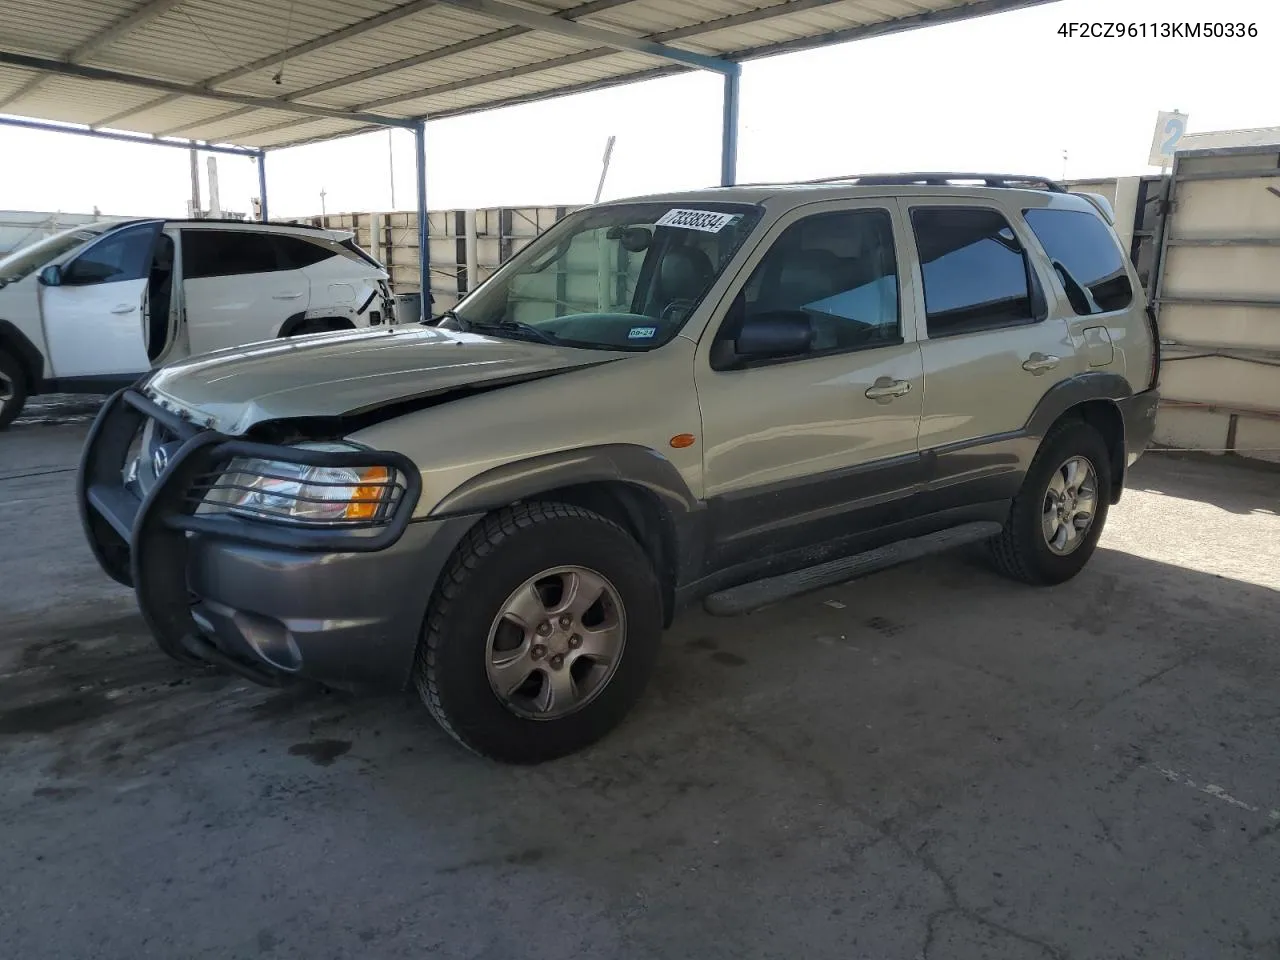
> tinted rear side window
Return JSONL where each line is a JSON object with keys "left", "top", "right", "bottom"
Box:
{"left": 910, "top": 207, "right": 1035, "bottom": 336}
{"left": 182, "top": 230, "right": 282, "bottom": 279}
{"left": 274, "top": 235, "right": 340, "bottom": 270}
{"left": 1022, "top": 208, "right": 1133, "bottom": 314}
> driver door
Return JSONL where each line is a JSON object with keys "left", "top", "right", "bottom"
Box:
{"left": 41, "top": 220, "right": 163, "bottom": 379}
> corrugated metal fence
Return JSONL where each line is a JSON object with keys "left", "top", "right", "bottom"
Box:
{"left": 1072, "top": 153, "right": 1280, "bottom": 465}
{"left": 1150, "top": 145, "right": 1280, "bottom": 464}
{"left": 292, "top": 205, "right": 581, "bottom": 314}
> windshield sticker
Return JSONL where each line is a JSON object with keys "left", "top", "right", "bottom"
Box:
{"left": 655, "top": 209, "right": 738, "bottom": 233}
{"left": 628, "top": 326, "right": 657, "bottom": 340}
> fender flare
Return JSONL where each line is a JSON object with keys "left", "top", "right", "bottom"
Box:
{"left": 277, "top": 313, "right": 356, "bottom": 337}
{"left": 1023, "top": 371, "right": 1134, "bottom": 498}
{"left": 1023, "top": 371, "right": 1133, "bottom": 440}
{"left": 430, "top": 443, "right": 700, "bottom": 518}
{"left": 0, "top": 319, "right": 46, "bottom": 392}
{"left": 428, "top": 443, "right": 707, "bottom": 593}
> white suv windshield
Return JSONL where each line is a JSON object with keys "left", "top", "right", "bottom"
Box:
{"left": 450, "top": 202, "right": 763, "bottom": 351}
{"left": 0, "top": 225, "right": 108, "bottom": 286}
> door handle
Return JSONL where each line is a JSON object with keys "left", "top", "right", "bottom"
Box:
{"left": 272, "top": 292, "right": 303, "bottom": 300}
{"left": 864, "top": 377, "right": 911, "bottom": 402}
{"left": 1022, "top": 352, "right": 1061, "bottom": 374}
{"left": 110, "top": 304, "right": 136, "bottom": 315}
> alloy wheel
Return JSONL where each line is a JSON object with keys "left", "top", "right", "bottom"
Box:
{"left": 485, "top": 565, "right": 627, "bottom": 719}
{"left": 1041, "top": 455, "right": 1098, "bottom": 556}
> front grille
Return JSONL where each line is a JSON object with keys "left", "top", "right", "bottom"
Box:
{"left": 122, "top": 415, "right": 184, "bottom": 498}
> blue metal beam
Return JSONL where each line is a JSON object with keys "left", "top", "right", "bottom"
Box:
{"left": 721, "top": 66, "right": 740, "bottom": 186}
{"left": 0, "top": 50, "right": 419, "bottom": 130}
{"left": 437, "top": 0, "right": 738, "bottom": 74}
{"left": 257, "top": 151, "right": 269, "bottom": 221}
{"left": 413, "top": 120, "right": 431, "bottom": 322}
{"left": 0, "top": 115, "right": 260, "bottom": 156}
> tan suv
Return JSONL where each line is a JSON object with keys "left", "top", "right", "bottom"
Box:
{"left": 78, "top": 173, "right": 1160, "bottom": 763}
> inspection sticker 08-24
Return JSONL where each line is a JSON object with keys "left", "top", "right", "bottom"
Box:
{"left": 655, "top": 209, "right": 739, "bottom": 233}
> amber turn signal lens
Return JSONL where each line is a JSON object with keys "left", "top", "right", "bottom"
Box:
{"left": 669, "top": 434, "right": 696, "bottom": 449}
{"left": 344, "top": 465, "right": 391, "bottom": 521}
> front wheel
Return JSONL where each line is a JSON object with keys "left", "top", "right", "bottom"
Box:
{"left": 0, "top": 351, "right": 29, "bottom": 430}
{"left": 414, "top": 502, "right": 663, "bottom": 763}
{"left": 989, "top": 419, "right": 1112, "bottom": 585}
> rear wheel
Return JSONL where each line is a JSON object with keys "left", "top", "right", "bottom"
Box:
{"left": 414, "top": 502, "right": 662, "bottom": 764}
{"left": 989, "top": 419, "right": 1112, "bottom": 585}
{"left": 0, "top": 351, "right": 29, "bottom": 430}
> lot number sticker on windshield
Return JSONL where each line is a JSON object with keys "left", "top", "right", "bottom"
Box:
{"left": 655, "top": 209, "right": 738, "bottom": 233}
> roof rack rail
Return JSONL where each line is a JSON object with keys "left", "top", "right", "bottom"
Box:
{"left": 177, "top": 216, "right": 333, "bottom": 230}
{"left": 807, "top": 172, "right": 1068, "bottom": 193}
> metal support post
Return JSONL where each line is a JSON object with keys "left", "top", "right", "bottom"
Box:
{"left": 464, "top": 208, "right": 478, "bottom": 295}
{"left": 414, "top": 119, "right": 430, "bottom": 321}
{"left": 257, "top": 150, "right": 269, "bottom": 221}
{"left": 720, "top": 65, "right": 740, "bottom": 187}
{"left": 188, "top": 146, "right": 201, "bottom": 217}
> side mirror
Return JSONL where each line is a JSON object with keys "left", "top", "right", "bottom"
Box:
{"left": 39, "top": 264, "right": 62, "bottom": 287}
{"left": 735, "top": 310, "right": 813, "bottom": 360}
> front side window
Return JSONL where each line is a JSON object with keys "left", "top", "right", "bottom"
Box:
{"left": 62, "top": 224, "right": 156, "bottom": 285}
{"left": 720, "top": 208, "right": 900, "bottom": 358}
{"left": 451, "top": 202, "right": 762, "bottom": 351}
{"left": 0, "top": 226, "right": 106, "bottom": 286}
{"left": 182, "top": 230, "right": 282, "bottom": 279}
{"left": 1022, "top": 208, "right": 1133, "bottom": 314}
{"left": 911, "top": 207, "right": 1036, "bottom": 336}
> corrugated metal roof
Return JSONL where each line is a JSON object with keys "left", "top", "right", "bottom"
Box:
{"left": 0, "top": 0, "right": 1056, "bottom": 150}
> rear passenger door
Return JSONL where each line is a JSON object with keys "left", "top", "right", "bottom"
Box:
{"left": 181, "top": 229, "right": 309, "bottom": 356}
{"left": 695, "top": 201, "right": 925, "bottom": 568}
{"left": 1019, "top": 202, "right": 1142, "bottom": 378}
{"left": 901, "top": 199, "right": 1077, "bottom": 500}
{"left": 273, "top": 233, "right": 359, "bottom": 317}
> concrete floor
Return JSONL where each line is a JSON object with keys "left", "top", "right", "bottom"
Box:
{"left": 2, "top": 403, "right": 1279, "bottom": 960}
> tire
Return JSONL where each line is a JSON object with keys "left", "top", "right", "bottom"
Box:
{"left": 414, "top": 501, "right": 663, "bottom": 764}
{"left": 0, "top": 350, "right": 29, "bottom": 431}
{"left": 989, "top": 418, "right": 1112, "bottom": 586}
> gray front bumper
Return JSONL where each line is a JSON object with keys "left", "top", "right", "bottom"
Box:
{"left": 187, "top": 516, "right": 477, "bottom": 691}
{"left": 77, "top": 386, "right": 478, "bottom": 691}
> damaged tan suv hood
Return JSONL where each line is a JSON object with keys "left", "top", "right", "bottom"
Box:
{"left": 142, "top": 325, "right": 627, "bottom": 434}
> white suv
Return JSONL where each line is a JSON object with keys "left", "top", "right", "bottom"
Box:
{"left": 0, "top": 218, "right": 395, "bottom": 427}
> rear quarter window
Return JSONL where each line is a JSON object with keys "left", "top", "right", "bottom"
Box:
{"left": 274, "top": 234, "right": 380, "bottom": 271}
{"left": 1021, "top": 208, "right": 1133, "bottom": 314}
{"left": 273, "top": 235, "right": 339, "bottom": 270}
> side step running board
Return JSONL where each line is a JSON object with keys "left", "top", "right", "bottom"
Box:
{"left": 703, "top": 521, "right": 1002, "bottom": 617}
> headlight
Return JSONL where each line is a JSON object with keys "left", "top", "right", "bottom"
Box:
{"left": 197, "top": 442, "right": 405, "bottom": 526}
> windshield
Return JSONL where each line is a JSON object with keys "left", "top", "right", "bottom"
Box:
{"left": 451, "top": 201, "right": 763, "bottom": 350}
{"left": 0, "top": 225, "right": 108, "bottom": 285}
